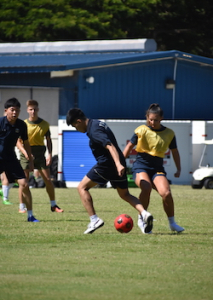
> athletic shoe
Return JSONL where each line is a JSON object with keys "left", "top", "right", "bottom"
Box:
{"left": 0, "top": 189, "right": 3, "bottom": 199}
{"left": 141, "top": 212, "right": 153, "bottom": 234}
{"left": 2, "top": 200, "right": 13, "bottom": 205}
{"left": 138, "top": 215, "right": 152, "bottom": 234}
{"left": 138, "top": 215, "right": 144, "bottom": 229}
{"left": 19, "top": 208, "right": 27, "bottom": 213}
{"left": 28, "top": 216, "right": 39, "bottom": 222}
{"left": 170, "top": 223, "right": 184, "bottom": 233}
{"left": 84, "top": 218, "right": 104, "bottom": 234}
{"left": 51, "top": 205, "right": 64, "bottom": 213}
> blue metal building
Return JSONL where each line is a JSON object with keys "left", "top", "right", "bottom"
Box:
{"left": 0, "top": 46, "right": 213, "bottom": 120}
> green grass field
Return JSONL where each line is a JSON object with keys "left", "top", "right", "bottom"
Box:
{"left": 0, "top": 185, "right": 212, "bottom": 300}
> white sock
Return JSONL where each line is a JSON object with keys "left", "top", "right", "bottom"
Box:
{"left": 90, "top": 214, "right": 98, "bottom": 223}
{"left": 141, "top": 210, "right": 147, "bottom": 219}
{"left": 138, "top": 214, "right": 143, "bottom": 227}
{"left": 2, "top": 185, "right": 10, "bottom": 200}
{"left": 168, "top": 216, "right": 175, "bottom": 224}
{"left": 19, "top": 203, "right": 25, "bottom": 210}
{"left": 50, "top": 200, "right": 56, "bottom": 207}
{"left": 27, "top": 210, "right": 33, "bottom": 218}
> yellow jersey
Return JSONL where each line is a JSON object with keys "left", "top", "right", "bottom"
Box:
{"left": 25, "top": 118, "right": 50, "bottom": 146}
{"left": 134, "top": 125, "right": 175, "bottom": 158}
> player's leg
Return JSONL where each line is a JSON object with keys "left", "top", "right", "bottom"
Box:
{"left": 1, "top": 172, "right": 13, "bottom": 205}
{"left": 135, "top": 171, "right": 152, "bottom": 209}
{"left": 18, "top": 153, "right": 30, "bottom": 213}
{"left": 132, "top": 171, "right": 153, "bottom": 233}
{"left": 5, "top": 159, "right": 39, "bottom": 222}
{"left": 17, "top": 177, "right": 39, "bottom": 222}
{"left": 18, "top": 169, "right": 30, "bottom": 213}
{"left": 78, "top": 175, "right": 104, "bottom": 234}
{"left": 39, "top": 168, "right": 64, "bottom": 212}
{"left": 18, "top": 178, "right": 32, "bottom": 210}
{"left": 116, "top": 186, "right": 153, "bottom": 234}
{"left": 78, "top": 175, "right": 97, "bottom": 215}
{"left": 153, "top": 175, "right": 184, "bottom": 232}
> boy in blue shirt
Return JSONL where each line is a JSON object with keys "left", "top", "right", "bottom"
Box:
{"left": 66, "top": 108, "right": 153, "bottom": 234}
{"left": 0, "top": 98, "right": 39, "bottom": 222}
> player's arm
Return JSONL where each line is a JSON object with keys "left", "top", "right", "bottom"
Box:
{"left": 123, "top": 141, "right": 135, "bottom": 158}
{"left": 106, "top": 144, "right": 125, "bottom": 177}
{"left": 22, "top": 140, "right": 34, "bottom": 172}
{"left": 171, "top": 148, "right": 181, "bottom": 178}
{"left": 16, "top": 138, "right": 30, "bottom": 160}
{"left": 45, "top": 135, "right": 52, "bottom": 166}
{"left": 123, "top": 133, "right": 137, "bottom": 158}
{"left": 169, "top": 135, "right": 181, "bottom": 178}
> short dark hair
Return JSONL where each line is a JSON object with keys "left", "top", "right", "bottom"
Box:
{"left": 66, "top": 108, "right": 86, "bottom": 126}
{"left": 4, "top": 98, "right": 21, "bottom": 109}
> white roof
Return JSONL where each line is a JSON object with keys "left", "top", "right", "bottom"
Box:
{"left": 0, "top": 39, "right": 157, "bottom": 54}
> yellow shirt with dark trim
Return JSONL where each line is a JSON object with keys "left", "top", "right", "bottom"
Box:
{"left": 25, "top": 118, "right": 50, "bottom": 146}
{"left": 135, "top": 125, "right": 175, "bottom": 158}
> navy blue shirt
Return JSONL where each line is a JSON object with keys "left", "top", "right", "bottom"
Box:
{"left": 0, "top": 116, "right": 28, "bottom": 160}
{"left": 86, "top": 119, "right": 125, "bottom": 167}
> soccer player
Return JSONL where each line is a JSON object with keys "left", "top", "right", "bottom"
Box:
{"left": 0, "top": 110, "right": 26, "bottom": 210}
{"left": 0, "top": 97, "right": 39, "bottom": 222}
{"left": 123, "top": 103, "right": 184, "bottom": 233}
{"left": 17, "top": 100, "right": 63, "bottom": 213}
{"left": 66, "top": 108, "right": 153, "bottom": 234}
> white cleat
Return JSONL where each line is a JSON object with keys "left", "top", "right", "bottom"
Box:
{"left": 84, "top": 218, "right": 104, "bottom": 234}
{"left": 138, "top": 213, "right": 153, "bottom": 234}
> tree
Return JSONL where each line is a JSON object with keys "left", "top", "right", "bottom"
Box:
{"left": 0, "top": 0, "right": 212, "bottom": 58}
{"left": 152, "top": 0, "right": 213, "bottom": 57}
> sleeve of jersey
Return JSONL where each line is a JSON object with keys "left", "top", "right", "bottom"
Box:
{"left": 42, "top": 121, "right": 50, "bottom": 137}
{"left": 169, "top": 135, "right": 177, "bottom": 149}
{"left": 130, "top": 133, "right": 138, "bottom": 145}
{"left": 91, "top": 126, "right": 111, "bottom": 148}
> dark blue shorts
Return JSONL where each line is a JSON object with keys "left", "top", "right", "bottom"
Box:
{"left": 0, "top": 159, "right": 26, "bottom": 183}
{"left": 87, "top": 164, "right": 128, "bottom": 189}
{"left": 132, "top": 162, "right": 166, "bottom": 182}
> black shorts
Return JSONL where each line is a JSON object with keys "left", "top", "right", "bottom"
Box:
{"left": 0, "top": 159, "right": 26, "bottom": 183}
{"left": 87, "top": 164, "right": 128, "bottom": 189}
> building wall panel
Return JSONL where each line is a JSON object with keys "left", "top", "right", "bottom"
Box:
{"left": 78, "top": 59, "right": 176, "bottom": 119}
{"left": 175, "top": 61, "right": 213, "bottom": 119}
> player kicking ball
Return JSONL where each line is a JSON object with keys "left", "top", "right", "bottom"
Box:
{"left": 66, "top": 108, "right": 153, "bottom": 234}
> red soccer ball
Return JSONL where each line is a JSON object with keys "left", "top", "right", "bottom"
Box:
{"left": 114, "top": 214, "right": 134, "bottom": 233}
